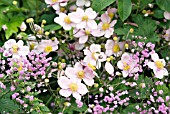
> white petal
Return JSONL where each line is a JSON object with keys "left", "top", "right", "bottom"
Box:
{"left": 77, "top": 83, "right": 88, "bottom": 95}
{"left": 59, "top": 89, "right": 72, "bottom": 97}
{"left": 79, "top": 35, "right": 88, "bottom": 44}
{"left": 105, "top": 62, "right": 114, "bottom": 75}
{"left": 72, "top": 92, "right": 81, "bottom": 100}
{"left": 76, "top": 0, "right": 85, "bottom": 6}
{"left": 87, "top": 20, "right": 97, "bottom": 29}
{"left": 58, "top": 76, "right": 70, "bottom": 89}
{"left": 151, "top": 53, "right": 159, "bottom": 62}
{"left": 85, "top": 8, "right": 97, "bottom": 19}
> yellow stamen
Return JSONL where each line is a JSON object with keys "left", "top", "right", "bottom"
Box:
{"left": 92, "top": 52, "right": 97, "bottom": 60}
{"left": 102, "top": 23, "right": 110, "bottom": 30}
{"left": 18, "top": 63, "right": 23, "bottom": 71}
{"left": 88, "top": 63, "right": 96, "bottom": 70}
{"left": 85, "top": 30, "right": 90, "bottom": 35}
{"left": 77, "top": 71, "right": 85, "bottom": 79}
{"left": 82, "top": 15, "right": 88, "bottom": 21}
{"left": 108, "top": 13, "right": 114, "bottom": 19}
{"left": 52, "top": 0, "right": 58, "bottom": 3}
{"left": 60, "top": 7, "right": 65, "bottom": 12}
{"left": 155, "top": 61, "right": 164, "bottom": 69}
{"left": 123, "top": 62, "right": 131, "bottom": 70}
{"left": 69, "top": 83, "right": 78, "bottom": 92}
{"left": 44, "top": 46, "right": 53, "bottom": 53}
{"left": 64, "top": 16, "right": 71, "bottom": 24}
{"left": 12, "top": 45, "right": 18, "bottom": 53}
{"left": 113, "top": 44, "right": 120, "bottom": 53}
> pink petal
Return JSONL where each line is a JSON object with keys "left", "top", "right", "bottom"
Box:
{"left": 105, "top": 49, "right": 113, "bottom": 56}
{"left": 72, "top": 92, "right": 81, "bottom": 100}
{"left": 87, "top": 20, "right": 97, "bottom": 29}
{"left": 164, "top": 11, "right": 170, "bottom": 20}
{"left": 85, "top": 8, "right": 97, "bottom": 19}
{"left": 90, "top": 44, "right": 101, "bottom": 53}
{"left": 74, "top": 29, "right": 85, "bottom": 37}
{"left": 65, "top": 67, "right": 77, "bottom": 78}
{"left": 58, "top": 76, "right": 70, "bottom": 89}
{"left": 105, "top": 62, "right": 114, "bottom": 75}
{"left": 151, "top": 53, "right": 159, "bottom": 62}
{"left": 110, "top": 20, "right": 117, "bottom": 27}
{"left": 84, "top": 67, "right": 95, "bottom": 79}
{"left": 79, "top": 35, "right": 88, "bottom": 44}
{"left": 101, "top": 13, "right": 111, "bottom": 23}
{"left": 121, "top": 53, "right": 130, "bottom": 62}
{"left": 77, "top": 83, "right": 88, "bottom": 95}
{"left": 59, "top": 89, "right": 72, "bottom": 97}
{"left": 76, "top": 0, "right": 85, "bottom": 6}
{"left": 74, "top": 62, "right": 83, "bottom": 71}
{"left": 122, "top": 70, "right": 129, "bottom": 77}
{"left": 117, "top": 61, "right": 124, "bottom": 70}
{"left": 147, "top": 62, "right": 156, "bottom": 70}
{"left": 105, "top": 40, "right": 114, "bottom": 49}
{"left": 83, "top": 78, "right": 94, "bottom": 86}
{"left": 76, "top": 21, "right": 86, "bottom": 29}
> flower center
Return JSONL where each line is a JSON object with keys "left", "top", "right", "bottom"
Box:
{"left": 77, "top": 71, "right": 85, "bottom": 79}
{"left": 113, "top": 44, "right": 120, "bottom": 53}
{"left": 123, "top": 62, "right": 131, "bottom": 70}
{"left": 64, "top": 16, "right": 71, "bottom": 24}
{"left": 12, "top": 45, "right": 18, "bottom": 53}
{"left": 155, "top": 61, "right": 164, "bottom": 69}
{"left": 82, "top": 15, "right": 88, "bottom": 21}
{"left": 88, "top": 63, "right": 96, "bottom": 70}
{"left": 108, "top": 13, "right": 114, "bottom": 19}
{"left": 44, "top": 46, "right": 53, "bottom": 53}
{"left": 102, "top": 23, "right": 110, "bottom": 30}
{"left": 52, "top": 0, "right": 58, "bottom": 3}
{"left": 69, "top": 83, "right": 78, "bottom": 92}
{"left": 60, "top": 7, "right": 65, "bottom": 12}
{"left": 30, "top": 43, "right": 36, "bottom": 50}
{"left": 18, "top": 63, "right": 23, "bottom": 71}
{"left": 85, "top": 30, "right": 90, "bottom": 35}
{"left": 92, "top": 52, "right": 97, "bottom": 60}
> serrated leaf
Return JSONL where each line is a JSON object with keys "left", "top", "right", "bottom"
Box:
{"left": 5, "top": 15, "right": 25, "bottom": 39}
{"left": 92, "top": 0, "right": 116, "bottom": 12}
{"left": 156, "top": 0, "right": 170, "bottom": 12}
{"left": 118, "top": 0, "right": 132, "bottom": 22}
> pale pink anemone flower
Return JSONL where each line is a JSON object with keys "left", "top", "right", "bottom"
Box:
{"left": 147, "top": 53, "right": 168, "bottom": 79}
{"left": 164, "top": 28, "right": 170, "bottom": 41}
{"left": 117, "top": 53, "right": 139, "bottom": 77}
{"left": 83, "top": 44, "right": 106, "bottom": 69}
{"left": 36, "top": 38, "right": 59, "bottom": 54}
{"left": 45, "top": 0, "right": 68, "bottom": 11}
{"left": 105, "top": 39, "right": 125, "bottom": 57}
{"left": 106, "top": 7, "right": 117, "bottom": 19}
{"left": 96, "top": 13, "right": 117, "bottom": 38}
{"left": 54, "top": 13, "right": 75, "bottom": 30}
{"left": 58, "top": 76, "right": 88, "bottom": 100}
{"left": 65, "top": 62, "right": 95, "bottom": 86}
{"left": 3, "top": 39, "right": 29, "bottom": 58}
{"left": 164, "top": 11, "right": 170, "bottom": 20}
{"left": 73, "top": 28, "right": 96, "bottom": 44}
{"left": 70, "top": 8, "right": 97, "bottom": 29}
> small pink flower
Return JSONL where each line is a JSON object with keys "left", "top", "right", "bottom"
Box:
{"left": 65, "top": 62, "right": 95, "bottom": 86}
{"left": 105, "top": 39, "right": 125, "bottom": 56}
{"left": 70, "top": 8, "right": 97, "bottom": 29}
{"left": 2, "top": 25, "right": 7, "bottom": 31}
{"left": 97, "top": 13, "right": 117, "bottom": 38}
{"left": 54, "top": 13, "right": 75, "bottom": 30}
{"left": 117, "top": 53, "right": 139, "bottom": 77}
{"left": 147, "top": 53, "right": 168, "bottom": 79}
{"left": 36, "top": 38, "right": 59, "bottom": 54}
{"left": 58, "top": 76, "right": 88, "bottom": 100}
{"left": 20, "top": 22, "right": 27, "bottom": 31}
{"left": 76, "top": 0, "right": 91, "bottom": 7}
{"left": 164, "top": 11, "right": 170, "bottom": 20}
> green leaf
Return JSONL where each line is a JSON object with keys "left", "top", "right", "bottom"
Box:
{"left": 44, "top": 24, "right": 62, "bottom": 32}
{"left": 156, "top": 0, "right": 170, "bottom": 12}
{"left": 132, "top": 15, "right": 159, "bottom": 42}
{"left": 153, "top": 9, "right": 164, "bottom": 19}
{"left": 92, "top": 0, "right": 116, "bottom": 12}
{"left": 118, "top": 0, "right": 132, "bottom": 22}
{"left": 5, "top": 15, "right": 25, "bottom": 39}
{"left": 140, "top": 0, "right": 154, "bottom": 10}
{"left": 122, "top": 104, "right": 139, "bottom": 114}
